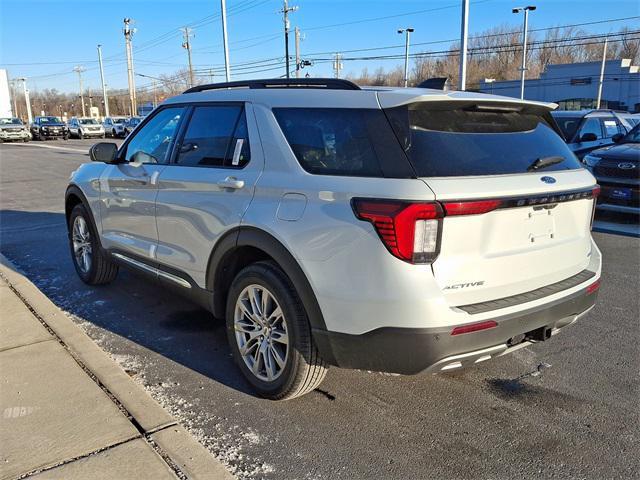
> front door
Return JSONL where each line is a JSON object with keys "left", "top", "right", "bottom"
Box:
{"left": 155, "top": 103, "right": 263, "bottom": 286}
{"left": 99, "top": 106, "right": 186, "bottom": 261}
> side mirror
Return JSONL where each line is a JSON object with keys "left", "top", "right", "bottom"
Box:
{"left": 89, "top": 142, "right": 118, "bottom": 163}
{"left": 612, "top": 133, "right": 624, "bottom": 143}
{"left": 579, "top": 132, "right": 598, "bottom": 142}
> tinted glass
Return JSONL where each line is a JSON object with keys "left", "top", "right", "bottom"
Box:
{"left": 551, "top": 115, "right": 581, "bottom": 140}
{"left": 579, "top": 118, "right": 603, "bottom": 139}
{"left": 274, "top": 108, "right": 392, "bottom": 177}
{"left": 124, "top": 107, "right": 185, "bottom": 164}
{"left": 622, "top": 124, "right": 640, "bottom": 143}
{"left": 385, "top": 103, "right": 582, "bottom": 177}
{"left": 176, "top": 105, "right": 250, "bottom": 168}
{"left": 601, "top": 118, "right": 621, "bottom": 138}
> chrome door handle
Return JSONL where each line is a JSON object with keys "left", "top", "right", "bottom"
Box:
{"left": 217, "top": 176, "right": 245, "bottom": 189}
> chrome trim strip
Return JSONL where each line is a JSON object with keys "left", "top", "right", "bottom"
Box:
{"left": 112, "top": 253, "right": 191, "bottom": 289}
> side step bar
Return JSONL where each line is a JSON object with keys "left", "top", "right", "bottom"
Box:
{"left": 112, "top": 253, "right": 192, "bottom": 289}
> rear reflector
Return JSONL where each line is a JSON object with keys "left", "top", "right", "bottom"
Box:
{"left": 443, "top": 199, "right": 502, "bottom": 216}
{"left": 451, "top": 320, "right": 498, "bottom": 336}
{"left": 586, "top": 279, "right": 601, "bottom": 294}
{"left": 352, "top": 199, "right": 443, "bottom": 264}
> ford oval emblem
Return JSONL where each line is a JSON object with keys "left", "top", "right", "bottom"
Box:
{"left": 618, "top": 163, "right": 636, "bottom": 170}
{"left": 540, "top": 176, "right": 556, "bottom": 184}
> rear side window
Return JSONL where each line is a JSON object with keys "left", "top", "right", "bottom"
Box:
{"left": 385, "top": 103, "right": 583, "bottom": 177}
{"left": 273, "top": 108, "right": 413, "bottom": 178}
{"left": 579, "top": 118, "right": 603, "bottom": 140}
{"left": 176, "top": 105, "right": 250, "bottom": 168}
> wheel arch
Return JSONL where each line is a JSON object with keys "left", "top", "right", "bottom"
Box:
{"left": 65, "top": 185, "right": 103, "bottom": 248}
{"left": 206, "top": 226, "right": 328, "bottom": 333}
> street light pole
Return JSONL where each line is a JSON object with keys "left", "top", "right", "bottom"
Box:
{"left": 513, "top": 5, "right": 536, "bottom": 100}
{"left": 97, "top": 45, "right": 110, "bottom": 118}
{"left": 124, "top": 18, "right": 137, "bottom": 115}
{"left": 281, "top": 0, "right": 298, "bottom": 79}
{"left": 220, "top": 0, "right": 231, "bottom": 81}
{"left": 398, "top": 28, "right": 414, "bottom": 88}
{"left": 458, "top": 0, "right": 469, "bottom": 91}
{"left": 596, "top": 37, "right": 608, "bottom": 109}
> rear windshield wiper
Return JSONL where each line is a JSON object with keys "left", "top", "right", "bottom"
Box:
{"left": 527, "top": 155, "right": 565, "bottom": 172}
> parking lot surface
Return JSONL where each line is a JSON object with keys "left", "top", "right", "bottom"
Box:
{"left": 1, "top": 139, "right": 639, "bottom": 479}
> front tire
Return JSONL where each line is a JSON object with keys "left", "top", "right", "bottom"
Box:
{"left": 68, "top": 204, "right": 118, "bottom": 285}
{"left": 226, "top": 261, "right": 327, "bottom": 400}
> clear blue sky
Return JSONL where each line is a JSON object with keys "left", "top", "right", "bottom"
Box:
{"left": 1, "top": 0, "right": 638, "bottom": 93}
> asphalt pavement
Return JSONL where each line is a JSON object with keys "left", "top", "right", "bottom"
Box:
{"left": 1, "top": 139, "right": 638, "bottom": 479}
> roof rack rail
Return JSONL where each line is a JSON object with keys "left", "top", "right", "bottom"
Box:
{"left": 183, "top": 78, "right": 360, "bottom": 94}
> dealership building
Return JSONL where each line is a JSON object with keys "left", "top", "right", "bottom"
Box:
{"left": 479, "top": 59, "right": 640, "bottom": 112}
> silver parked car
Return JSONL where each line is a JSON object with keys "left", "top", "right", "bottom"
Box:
{"left": 65, "top": 79, "right": 601, "bottom": 400}
{"left": 68, "top": 117, "right": 105, "bottom": 139}
{"left": 0, "top": 117, "right": 30, "bottom": 142}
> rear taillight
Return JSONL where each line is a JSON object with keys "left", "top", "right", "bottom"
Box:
{"left": 352, "top": 199, "right": 443, "bottom": 264}
{"left": 590, "top": 185, "right": 600, "bottom": 229}
{"left": 442, "top": 199, "right": 502, "bottom": 216}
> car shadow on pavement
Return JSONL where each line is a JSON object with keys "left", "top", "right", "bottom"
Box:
{"left": 0, "top": 209, "right": 256, "bottom": 397}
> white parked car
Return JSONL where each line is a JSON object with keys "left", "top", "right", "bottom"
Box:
{"left": 65, "top": 78, "right": 602, "bottom": 400}
{"left": 103, "top": 116, "right": 128, "bottom": 138}
{"left": 68, "top": 117, "right": 105, "bottom": 139}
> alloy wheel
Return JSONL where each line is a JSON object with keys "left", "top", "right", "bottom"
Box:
{"left": 72, "top": 216, "right": 92, "bottom": 274}
{"left": 234, "top": 284, "right": 289, "bottom": 382}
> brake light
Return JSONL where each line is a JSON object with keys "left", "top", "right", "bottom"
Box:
{"left": 352, "top": 199, "right": 443, "bottom": 264}
{"left": 443, "top": 199, "right": 502, "bottom": 216}
{"left": 451, "top": 320, "right": 498, "bottom": 336}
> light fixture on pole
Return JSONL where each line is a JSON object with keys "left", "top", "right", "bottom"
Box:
{"left": 512, "top": 5, "right": 536, "bottom": 100}
{"left": 397, "top": 28, "right": 414, "bottom": 88}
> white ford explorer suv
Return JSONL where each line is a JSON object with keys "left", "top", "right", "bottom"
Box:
{"left": 65, "top": 78, "right": 601, "bottom": 400}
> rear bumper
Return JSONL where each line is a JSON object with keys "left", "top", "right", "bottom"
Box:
{"left": 313, "top": 282, "right": 598, "bottom": 375}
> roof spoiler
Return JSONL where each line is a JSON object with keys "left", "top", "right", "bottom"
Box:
{"left": 417, "top": 78, "right": 450, "bottom": 90}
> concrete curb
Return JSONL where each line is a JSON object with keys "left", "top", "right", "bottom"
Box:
{"left": 0, "top": 254, "right": 235, "bottom": 480}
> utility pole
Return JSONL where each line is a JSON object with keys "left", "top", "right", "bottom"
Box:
{"left": 596, "top": 37, "right": 608, "bottom": 109}
{"left": 220, "top": 0, "right": 231, "bottom": 81}
{"left": 458, "top": 0, "right": 469, "bottom": 91}
{"left": 17, "top": 78, "right": 32, "bottom": 123}
{"left": 73, "top": 65, "right": 86, "bottom": 117}
{"left": 513, "top": 5, "right": 536, "bottom": 100}
{"left": 294, "top": 27, "right": 301, "bottom": 78}
{"left": 124, "top": 18, "right": 137, "bottom": 116}
{"left": 152, "top": 81, "right": 158, "bottom": 108}
{"left": 398, "top": 28, "right": 414, "bottom": 88}
{"left": 97, "top": 44, "right": 110, "bottom": 118}
{"left": 9, "top": 80, "right": 19, "bottom": 118}
{"left": 281, "top": 0, "right": 298, "bottom": 79}
{"left": 182, "top": 27, "right": 195, "bottom": 88}
{"left": 88, "top": 88, "right": 93, "bottom": 113}
{"left": 333, "top": 53, "right": 343, "bottom": 78}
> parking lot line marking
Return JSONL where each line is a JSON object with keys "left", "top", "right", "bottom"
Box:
{"left": 1, "top": 143, "right": 88, "bottom": 153}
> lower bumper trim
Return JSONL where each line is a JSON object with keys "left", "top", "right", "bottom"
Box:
{"left": 313, "top": 286, "right": 598, "bottom": 375}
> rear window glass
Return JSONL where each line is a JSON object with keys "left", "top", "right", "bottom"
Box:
{"left": 273, "top": 108, "right": 413, "bottom": 178}
{"left": 385, "top": 103, "right": 582, "bottom": 177}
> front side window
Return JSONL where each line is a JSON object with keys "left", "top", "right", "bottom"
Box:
{"left": 385, "top": 102, "right": 582, "bottom": 177}
{"left": 176, "top": 105, "right": 250, "bottom": 168}
{"left": 579, "top": 118, "right": 603, "bottom": 140}
{"left": 124, "top": 107, "right": 185, "bottom": 164}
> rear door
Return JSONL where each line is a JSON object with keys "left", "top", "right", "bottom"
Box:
{"left": 154, "top": 103, "right": 263, "bottom": 285}
{"left": 380, "top": 97, "right": 598, "bottom": 306}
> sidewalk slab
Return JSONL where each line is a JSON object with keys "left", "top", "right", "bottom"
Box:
{"left": 152, "top": 425, "right": 235, "bottom": 480}
{"left": 0, "top": 340, "right": 139, "bottom": 480}
{"left": 0, "top": 285, "right": 52, "bottom": 352}
{"left": 28, "top": 439, "right": 178, "bottom": 480}
{"left": 0, "top": 256, "right": 175, "bottom": 433}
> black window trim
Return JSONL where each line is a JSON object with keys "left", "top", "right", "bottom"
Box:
{"left": 117, "top": 104, "right": 190, "bottom": 165}
{"left": 168, "top": 101, "right": 252, "bottom": 170}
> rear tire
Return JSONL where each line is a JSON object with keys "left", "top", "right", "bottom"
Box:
{"left": 68, "top": 204, "right": 118, "bottom": 285}
{"left": 226, "top": 261, "right": 327, "bottom": 400}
